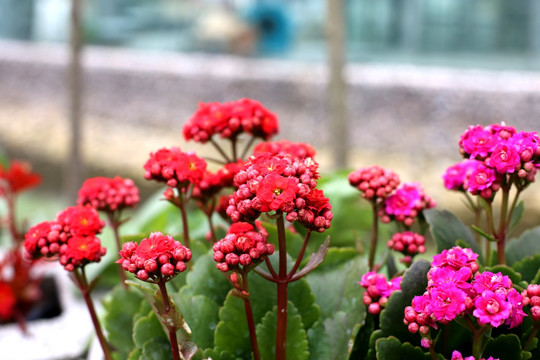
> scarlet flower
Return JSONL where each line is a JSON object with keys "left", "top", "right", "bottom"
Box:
{"left": 256, "top": 174, "right": 299, "bottom": 212}
{"left": 77, "top": 176, "right": 140, "bottom": 213}
{"left": 135, "top": 233, "right": 176, "bottom": 259}
{"left": 144, "top": 147, "right": 207, "bottom": 188}
{"left": 57, "top": 205, "right": 105, "bottom": 237}
{"left": 0, "top": 160, "right": 41, "bottom": 195}
{"left": 253, "top": 139, "right": 316, "bottom": 161}
{"left": 65, "top": 236, "right": 104, "bottom": 262}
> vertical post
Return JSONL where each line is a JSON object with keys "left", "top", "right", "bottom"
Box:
{"left": 401, "top": 0, "right": 421, "bottom": 52}
{"left": 326, "top": 0, "right": 348, "bottom": 169}
{"left": 66, "top": 0, "right": 83, "bottom": 203}
{"left": 529, "top": 0, "right": 540, "bottom": 62}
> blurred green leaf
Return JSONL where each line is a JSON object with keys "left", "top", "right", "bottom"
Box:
{"left": 173, "top": 294, "right": 219, "bottom": 351}
{"left": 483, "top": 334, "right": 523, "bottom": 360}
{"left": 376, "top": 336, "right": 435, "bottom": 360}
{"left": 512, "top": 254, "right": 540, "bottom": 283}
{"left": 140, "top": 337, "right": 173, "bottom": 360}
{"left": 133, "top": 311, "right": 167, "bottom": 349}
{"left": 508, "top": 201, "right": 525, "bottom": 235}
{"left": 506, "top": 226, "right": 540, "bottom": 266}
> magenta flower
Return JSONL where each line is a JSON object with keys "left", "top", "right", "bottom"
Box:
{"left": 487, "top": 143, "right": 521, "bottom": 174}
{"left": 360, "top": 271, "right": 401, "bottom": 315}
{"left": 467, "top": 163, "right": 497, "bottom": 192}
{"left": 505, "top": 288, "right": 527, "bottom": 328}
{"left": 428, "top": 266, "right": 473, "bottom": 292}
{"left": 442, "top": 160, "right": 480, "bottom": 191}
{"left": 382, "top": 182, "right": 435, "bottom": 226}
{"left": 428, "top": 283, "right": 467, "bottom": 323}
{"left": 431, "top": 246, "right": 479, "bottom": 274}
{"left": 459, "top": 125, "right": 497, "bottom": 159}
{"left": 472, "top": 271, "right": 512, "bottom": 295}
{"left": 473, "top": 290, "right": 512, "bottom": 327}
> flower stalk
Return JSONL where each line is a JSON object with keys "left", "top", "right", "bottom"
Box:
{"left": 157, "top": 280, "right": 181, "bottom": 360}
{"left": 275, "top": 212, "right": 288, "bottom": 360}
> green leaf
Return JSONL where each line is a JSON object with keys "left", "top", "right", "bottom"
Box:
{"left": 256, "top": 302, "right": 309, "bottom": 360}
{"left": 424, "top": 209, "right": 482, "bottom": 263}
{"left": 366, "top": 330, "right": 386, "bottom": 360}
{"left": 512, "top": 254, "right": 540, "bottom": 283}
{"left": 261, "top": 221, "right": 306, "bottom": 259}
{"left": 508, "top": 200, "right": 525, "bottom": 235}
{"left": 483, "top": 334, "right": 523, "bottom": 360}
{"left": 140, "top": 337, "right": 173, "bottom": 360}
{"left": 379, "top": 292, "right": 418, "bottom": 344}
{"left": 471, "top": 225, "right": 495, "bottom": 242}
{"left": 214, "top": 291, "right": 252, "bottom": 358}
{"left": 133, "top": 311, "right": 167, "bottom": 349}
{"left": 307, "top": 321, "right": 333, "bottom": 360}
{"left": 348, "top": 314, "right": 374, "bottom": 360}
{"left": 310, "top": 247, "right": 359, "bottom": 272}
{"left": 202, "top": 348, "right": 240, "bottom": 360}
{"left": 376, "top": 336, "right": 433, "bottom": 360}
{"left": 400, "top": 259, "right": 430, "bottom": 302}
{"left": 127, "top": 349, "right": 142, "bottom": 360}
{"left": 173, "top": 293, "right": 220, "bottom": 350}
{"left": 102, "top": 285, "right": 145, "bottom": 358}
{"left": 506, "top": 226, "right": 540, "bottom": 265}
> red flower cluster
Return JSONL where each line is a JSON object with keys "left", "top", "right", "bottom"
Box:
{"left": 191, "top": 161, "right": 245, "bottom": 206}
{"left": 387, "top": 231, "right": 426, "bottom": 266}
{"left": 77, "top": 176, "right": 140, "bottom": 213}
{"left": 0, "top": 160, "right": 41, "bottom": 195}
{"left": 226, "top": 153, "right": 332, "bottom": 232}
{"left": 182, "top": 98, "right": 279, "bottom": 143}
{"left": 213, "top": 222, "right": 274, "bottom": 272}
{"left": 253, "top": 139, "right": 316, "bottom": 161}
{"left": 348, "top": 165, "right": 400, "bottom": 200}
{"left": 143, "top": 147, "right": 207, "bottom": 188}
{"left": 117, "top": 232, "right": 191, "bottom": 283}
{"left": 522, "top": 284, "right": 540, "bottom": 321}
{"left": 24, "top": 205, "right": 106, "bottom": 271}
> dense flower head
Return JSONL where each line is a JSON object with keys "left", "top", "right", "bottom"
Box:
{"left": 387, "top": 231, "right": 426, "bottom": 266}
{"left": 117, "top": 232, "right": 191, "bottom": 283}
{"left": 253, "top": 139, "right": 316, "bottom": 161}
{"left": 77, "top": 176, "right": 140, "bottom": 213}
{"left": 360, "top": 271, "right": 402, "bottom": 315}
{"left": 0, "top": 160, "right": 41, "bottom": 196}
{"left": 183, "top": 98, "right": 279, "bottom": 143}
{"left": 443, "top": 159, "right": 481, "bottom": 191}
{"left": 521, "top": 284, "right": 540, "bottom": 321}
{"left": 381, "top": 182, "right": 436, "bottom": 226}
{"left": 143, "top": 147, "right": 207, "bottom": 188}
{"left": 405, "top": 246, "right": 526, "bottom": 345}
{"left": 213, "top": 222, "right": 274, "bottom": 272}
{"left": 23, "top": 205, "right": 106, "bottom": 271}
{"left": 226, "top": 153, "right": 332, "bottom": 232}
{"left": 191, "top": 170, "right": 226, "bottom": 206}
{"left": 348, "top": 165, "right": 400, "bottom": 200}
{"left": 451, "top": 350, "right": 498, "bottom": 360}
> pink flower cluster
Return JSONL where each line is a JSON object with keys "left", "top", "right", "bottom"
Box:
{"left": 213, "top": 222, "right": 275, "bottom": 272}
{"left": 348, "top": 165, "right": 400, "bottom": 201}
{"left": 182, "top": 98, "right": 279, "bottom": 143}
{"left": 117, "top": 232, "right": 191, "bottom": 283}
{"left": 522, "top": 284, "right": 540, "bottom": 321}
{"left": 380, "top": 182, "right": 436, "bottom": 226}
{"left": 143, "top": 147, "right": 207, "bottom": 189}
{"left": 226, "top": 153, "right": 333, "bottom": 232}
{"left": 191, "top": 161, "right": 245, "bottom": 207}
{"left": 404, "top": 247, "right": 527, "bottom": 345}
{"left": 387, "top": 231, "right": 426, "bottom": 266}
{"left": 447, "top": 123, "right": 540, "bottom": 198}
{"left": 24, "top": 205, "right": 106, "bottom": 271}
{"left": 451, "top": 350, "right": 498, "bottom": 360}
{"left": 360, "top": 271, "right": 402, "bottom": 315}
{"left": 253, "top": 139, "right": 316, "bottom": 161}
{"left": 77, "top": 176, "right": 140, "bottom": 213}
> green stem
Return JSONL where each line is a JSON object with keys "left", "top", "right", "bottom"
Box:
{"left": 106, "top": 212, "right": 128, "bottom": 288}
{"left": 75, "top": 268, "right": 113, "bottom": 360}
{"left": 177, "top": 190, "right": 191, "bottom": 249}
{"left": 241, "top": 272, "right": 261, "bottom": 360}
{"left": 496, "top": 186, "right": 510, "bottom": 265}
{"left": 158, "top": 281, "right": 181, "bottom": 360}
{"left": 472, "top": 327, "right": 486, "bottom": 360}
{"left": 524, "top": 323, "right": 540, "bottom": 351}
{"left": 368, "top": 201, "right": 379, "bottom": 270}
{"left": 275, "top": 212, "right": 288, "bottom": 360}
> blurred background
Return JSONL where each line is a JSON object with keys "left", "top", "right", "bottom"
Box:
{"left": 1, "top": 0, "right": 540, "bottom": 217}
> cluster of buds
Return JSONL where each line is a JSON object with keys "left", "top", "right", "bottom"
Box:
{"left": 77, "top": 176, "right": 139, "bottom": 213}
{"left": 143, "top": 147, "right": 207, "bottom": 189}
{"left": 226, "top": 152, "right": 332, "bottom": 232}
{"left": 387, "top": 231, "right": 426, "bottom": 266}
{"left": 348, "top": 165, "right": 400, "bottom": 201}
{"left": 213, "top": 222, "right": 274, "bottom": 272}
{"left": 0, "top": 160, "right": 41, "bottom": 196}
{"left": 380, "top": 182, "right": 436, "bottom": 226}
{"left": 182, "top": 98, "right": 279, "bottom": 143}
{"left": 522, "top": 284, "right": 540, "bottom": 321}
{"left": 448, "top": 123, "right": 540, "bottom": 199}
{"left": 253, "top": 139, "right": 316, "bottom": 161}
{"left": 360, "top": 271, "right": 402, "bottom": 315}
{"left": 191, "top": 161, "right": 245, "bottom": 209}
{"left": 404, "top": 247, "right": 528, "bottom": 349}
{"left": 24, "top": 205, "right": 106, "bottom": 271}
{"left": 117, "top": 232, "right": 191, "bottom": 283}
{"left": 450, "top": 350, "right": 498, "bottom": 360}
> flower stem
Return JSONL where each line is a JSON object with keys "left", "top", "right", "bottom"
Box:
{"left": 241, "top": 272, "right": 261, "bottom": 360}
{"left": 158, "top": 280, "right": 181, "bottom": 360}
{"left": 496, "top": 186, "right": 510, "bottom": 265}
{"left": 177, "top": 190, "right": 191, "bottom": 249}
{"left": 106, "top": 212, "right": 128, "bottom": 288}
{"left": 275, "top": 212, "right": 288, "bottom": 360}
{"left": 74, "top": 267, "right": 113, "bottom": 360}
{"left": 240, "top": 136, "right": 257, "bottom": 160}
{"left": 287, "top": 231, "right": 311, "bottom": 279}
{"left": 524, "top": 323, "right": 540, "bottom": 351}
{"left": 211, "top": 138, "right": 232, "bottom": 163}
{"left": 368, "top": 201, "right": 379, "bottom": 270}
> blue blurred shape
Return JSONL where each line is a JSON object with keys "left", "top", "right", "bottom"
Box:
{"left": 245, "top": 1, "right": 293, "bottom": 54}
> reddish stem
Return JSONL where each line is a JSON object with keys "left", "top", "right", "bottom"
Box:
{"left": 177, "top": 190, "right": 191, "bottom": 249}
{"left": 275, "top": 213, "right": 288, "bottom": 360}
{"left": 241, "top": 272, "right": 261, "bottom": 360}
{"left": 368, "top": 201, "right": 379, "bottom": 270}
{"left": 287, "top": 230, "right": 311, "bottom": 279}
{"left": 158, "top": 280, "right": 181, "bottom": 360}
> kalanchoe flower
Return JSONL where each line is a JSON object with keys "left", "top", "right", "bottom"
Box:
{"left": 459, "top": 125, "right": 497, "bottom": 160}
{"left": 117, "top": 232, "right": 191, "bottom": 283}
{"left": 56, "top": 205, "right": 106, "bottom": 238}
{"left": 442, "top": 159, "right": 481, "bottom": 192}
{"left": 59, "top": 236, "right": 106, "bottom": 272}
{"left": 77, "top": 176, "right": 140, "bottom": 213}
{"left": 522, "top": 284, "right": 540, "bottom": 321}
{"left": 143, "top": 147, "right": 207, "bottom": 189}
{"left": 213, "top": 222, "right": 274, "bottom": 273}
{"left": 387, "top": 231, "right": 426, "bottom": 266}
{"left": 430, "top": 246, "right": 479, "bottom": 274}
{"left": 381, "top": 182, "right": 436, "bottom": 226}
{"left": 0, "top": 160, "right": 41, "bottom": 195}
{"left": 183, "top": 98, "right": 279, "bottom": 143}
{"left": 253, "top": 139, "right": 316, "bottom": 161}
{"left": 451, "top": 350, "right": 499, "bottom": 360}
{"left": 348, "top": 165, "right": 400, "bottom": 201}
{"left": 226, "top": 153, "right": 332, "bottom": 232}
{"left": 360, "top": 271, "right": 402, "bottom": 315}
{"left": 473, "top": 290, "right": 512, "bottom": 327}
